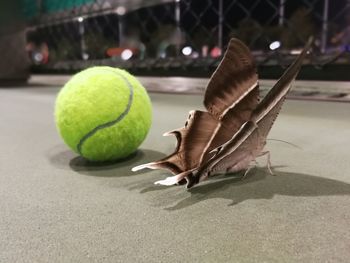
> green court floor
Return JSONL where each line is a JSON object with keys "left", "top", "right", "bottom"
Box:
{"left": 1, "top": 80, "right": 350, "bottom": 262}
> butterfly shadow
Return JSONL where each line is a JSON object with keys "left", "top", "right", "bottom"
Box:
{"left": 140, "top": 167, "right": 350, "bottom": 211}
{"left": 48, "top": 144, "right": 166, "bottom": 177}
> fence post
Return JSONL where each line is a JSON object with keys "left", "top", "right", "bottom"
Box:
{"left": 116, "top": 7, "right": 126, "bottom": 47}
{"left": 78, "top": 17, "right": 88, "bottom": 60}
{"left": 218, "top": 0, "right": 223, "bottom": 51}
{"left": 279, "top": 0, "right": 285, "bottom": 26}
{"left": 175, "top": 0, "right": 181, "bottom": 56}
{"left": 321, "top": 0, "right": 329, "bottom": 53}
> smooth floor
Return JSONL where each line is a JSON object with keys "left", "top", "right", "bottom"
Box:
{"left": 1, "top": 81, "right": 350, "bottom": 262}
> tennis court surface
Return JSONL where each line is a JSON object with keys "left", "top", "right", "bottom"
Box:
{"left": 1, "top": 77, "right": 350, "bottom": 262}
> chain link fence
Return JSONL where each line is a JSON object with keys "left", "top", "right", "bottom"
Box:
{"left": 20, "top": 0, "right": 350, "bottom": 78}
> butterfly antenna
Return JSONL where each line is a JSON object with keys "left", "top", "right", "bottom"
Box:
{"left": 267, "top": 138, "right": 302, "bottom": 149}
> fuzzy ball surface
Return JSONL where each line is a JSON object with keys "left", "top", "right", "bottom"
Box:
{"left": 55, "top": 67, "right": 152, "bottom": 162}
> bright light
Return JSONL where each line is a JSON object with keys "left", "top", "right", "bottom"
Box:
{"left": 269, "top": 41, "right": 281, "bottom": 50}
{"left": 33, "top": 53, "right": 43, "bottom": 63}
{"left": 182, "top": 46, "right": 192, "bottom": 56}
{"left": 116, "top": 6, "right": 126, "bottom": 15}
{"left": 121, "top": 49, "right": 133, "bottom": 60}
{"left": 192, "top": 51, "right": 199, "bottom": 58}
{"left": 290, "top": 49, "right": 302, "bottom": 55}
{"left": 82, "top": 53, "right": 89, "bottom": 60}
{"left": 160, "top": 51, "right": 166, "bottom": 59}
{"left": 210, "top": 46, "right": 222, "bottom": 57}
{"left": 78, "top": 17, "right": 84, "bottom": 22}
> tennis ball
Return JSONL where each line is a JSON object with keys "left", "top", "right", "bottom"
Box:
{"left": 55, "top": 66, "right": 152, "bottom": 162}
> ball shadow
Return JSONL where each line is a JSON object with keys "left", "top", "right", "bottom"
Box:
{"left": 70, "top": 149, "right": 166, "bottom": 177}
{"left": 47, "top": 144, "right": 166, "bottom": 177}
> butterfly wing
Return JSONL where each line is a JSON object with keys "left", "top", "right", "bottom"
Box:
{"left": 204, "top": 38, "right": 258, "bottom": 120}
{"left": 251, "top": 37, "right": 313, "bottom": 132}
{"left": 132, "top": 110, "right": 219, "bottom": 173}
{"left": 185, "top": 37, "right": 313, "bottom": 188}
{"left": 199, "top": 38, "right": 259, "bottom": 164}
{"left": 133, "top": 38, "right": 258, "bottom": 175}
{"left": 200, "top": 84, "right": 259, "bottom": 165}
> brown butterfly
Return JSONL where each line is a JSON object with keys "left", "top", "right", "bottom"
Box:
{"left": 133, "top": 37, "right": 313, "bottom": 189}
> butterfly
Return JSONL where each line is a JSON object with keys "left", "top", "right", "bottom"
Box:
{"left": 133, "top": 37, "right": 313, "bottom": 189}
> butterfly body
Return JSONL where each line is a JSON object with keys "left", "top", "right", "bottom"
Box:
{"left": 174, "top": 121, "right": 266, "bottom": 188}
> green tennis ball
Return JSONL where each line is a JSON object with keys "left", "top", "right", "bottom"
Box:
{"left": 55, "top": 66, "right": 152, "bottom": 162}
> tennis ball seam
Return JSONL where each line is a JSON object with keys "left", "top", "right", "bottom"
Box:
{"left": 76, "top": 69, "right": 134, "bottom": 156}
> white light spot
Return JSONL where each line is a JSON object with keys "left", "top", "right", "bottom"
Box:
{"left": 121, "top": 49, "right": 133, "bottom": 60}
{"left": 192, "top": 51, "right": 199, "bottom": 58}
{"left": 33, "top": 53, "right": 43, "bottom": 63}
{"left": 77, "top": 17, "right": 84, "bottom": 22}
{"left": 160, "top": 51, "right": 166, "bottom": 58}
{"left": 269, "top": 41, "right": 281, "bottom": 50}
{"left": 82, "top": 53, "right": 89, "bottom": 60}
{"left": 182, "top": 46, "right": 192, "bottom": 56}
{"left": 290, "top": 49, "right": 302, "bottom": 55}
{"left": 116, "top": 6, "right": 126, "bottom": 15}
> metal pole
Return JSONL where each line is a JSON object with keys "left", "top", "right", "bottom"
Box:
{"left": 175, "top": 0, "right": 180, "bottom": 27}
{"left": 118, "top": 16, "right": 123, "bottom": 46}
{"left": 279, "top": 0, "right": 285, "bottom": 26}
{"left": 116, "top": 7, "right": 126, "bottom": 46}
{"left": 175, "top": 0, "right": 181, "bottom": 56}
{"left": 218, "top": 0, "right": 223, "bottom": 51}
{"left": 78, "top": 17, "right": 87, "bottom": 60}
{"left": 321, "top": 0, "right": 329, "bottom": 53}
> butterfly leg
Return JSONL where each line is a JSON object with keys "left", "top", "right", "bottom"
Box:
{"left": 224, "top": 162, "right": 255, "bottom": 180}
{"left": 259, "top": 151, "right": 274, "bottom": 175}
{"left": 240, "top": 166, "right": 252, "bottom": 180}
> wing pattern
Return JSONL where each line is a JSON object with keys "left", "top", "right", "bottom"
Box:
{"left": 133, "top": 37, "right": 313, "bottom": 189}
{"left": 133, "top": 38, "right": 258, "bottom": 174}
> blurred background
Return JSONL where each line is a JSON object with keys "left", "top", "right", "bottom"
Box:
{"left": 2, "top": 0, "right": 350, "bottom": 81}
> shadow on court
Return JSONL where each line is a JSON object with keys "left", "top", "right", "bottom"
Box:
{"left": 48, "top": 145, "right": 350, "bottom": 209}
{"left": 136, "top": 167, "right": 350, "bottom": 210}
{"left": 48, "top": 145, "right": 166, "bottom": 177}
